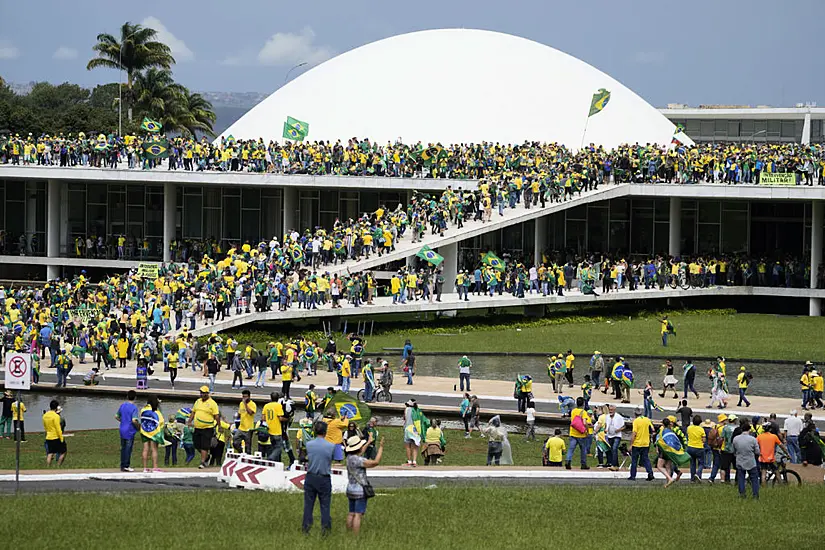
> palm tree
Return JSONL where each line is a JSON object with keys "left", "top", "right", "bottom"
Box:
{"left": 179, "top": 91, "right": 216, "bottom": 138}
{"left": 133, "top": 70, "right": 216, "bottom": 137}
{"left": 86, "top": 22, "right": 175, "bottom": 122}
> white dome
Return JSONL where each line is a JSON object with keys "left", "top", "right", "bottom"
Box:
{"left": 221, "top": 29, "right": 687, "bottom": 149}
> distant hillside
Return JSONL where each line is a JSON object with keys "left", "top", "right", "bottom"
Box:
{"left": 213, "top": 106, "right": 250, "bottom": 136}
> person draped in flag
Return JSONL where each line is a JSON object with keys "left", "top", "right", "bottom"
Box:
{"left": 139, "top": 395, "right": 166, "bottom": 473}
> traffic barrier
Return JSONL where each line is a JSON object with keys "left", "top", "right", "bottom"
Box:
{"left": 218, "top": 452, "right": 347, "bottom": 492}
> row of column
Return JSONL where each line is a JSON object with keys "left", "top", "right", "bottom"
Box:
{"left": 40, "top": 184, "right": 825, "bottom": 316}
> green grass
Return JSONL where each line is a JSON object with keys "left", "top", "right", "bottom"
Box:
{"left": 231, "top": 311, "right": 825, "bottom": 360}
{"left": 0, "top": 486, "right": 815, "bottom": 549}
{"left": 1, "top": 426, "right": 570, "bottom": 470}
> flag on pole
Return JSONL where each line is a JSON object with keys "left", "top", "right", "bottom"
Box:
{"left": 588, "top": 88, "right": 611, "bottom": 117}
{"left": 482, "top": 251, "right": 505, "bottom": 271}
{"left": 283, "top": 116, "right": 309, "bottom": 141}
{"left": 140, "top": 117, "right": 162, "bottom": 133}
{"left": 416, "top": 245, "right": 444, "bottom": 266}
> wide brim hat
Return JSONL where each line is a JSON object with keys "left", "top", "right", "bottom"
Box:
{"left": 345, "top": 435, "right": 367, "bottom": 453}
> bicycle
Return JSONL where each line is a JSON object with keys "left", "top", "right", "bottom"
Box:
{"left": 668, "top": 271, "right": 690, "bottom": 290}
{"left": 765, "top": 456, "right": 802, "bottom": 487}
{"left": 357, "top": 385, "right": 393, "bottom": 403}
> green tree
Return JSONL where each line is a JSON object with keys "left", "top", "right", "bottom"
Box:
{"left": 86, "top": 22, "right": 175, "bottom": 124}
{"left": 178, "top": 91, "right": 216, "bottom": 138}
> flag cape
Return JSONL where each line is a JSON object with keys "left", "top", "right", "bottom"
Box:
{"left": 621, "top": 368, "right": 634, "bottom": 388}
{"left": 94, "top": 141, "right": 109, "bottom": 151}
{"left": 657, "top": 429, "right": 690, "bottom": 466}
{"left": 290, "top": 246, "right": 304, "bottom": 263}
{"left": 482, "top": 251, "right": 505, "bottom": 271}
{"left": 140, "top": 117, "right": 162, "bottom": 133}
{"left": 142, "top": 139, "right": 170, "bottom": 159}
{"left": 324, "top": 391, "right": 371, "bottom": 424}
{"left": 415, "top": 245, "right": 444, "bottom": 266}
{"left": 140, "top": 407, "right": 167, "bottom": 445}
{"left": 588, "top": 88, "right": 611, "bottom": 117}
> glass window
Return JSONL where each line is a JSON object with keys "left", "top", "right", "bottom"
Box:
{"left": 608, "top": 221, "right": 629, "bottom": 252}
{"left": 680, "top": 210, "right": 696, "bottom": 254}
{"left": 697, "top": 223, "right": 720, "bottom": 254}
{"left": 767, "top": 120, "right": 781, "bottom": 136}
{"left": 700, "top": 121, "right": 714, "bottom": 138}
{"left": 727, "top": 121, "right": 740, "bottom": 138}
{"left": 204, "top": 187, "right": 221, "bottom": 208}
{"left": 654, "top": 221, "right": 669, "bottom": 254}
{"left": 740, "top": 119, "right": 754, "bottom": 135}
{"left": 320, "top": 190, "right": 339, "bottom": 212}
{"left": 127, "top": 185, "right": 144, "bottom": 205}
{"left": 780, "top": 120, "right": 796, "bottom": 139}
{"left": 242, "top": 188, "right": 260, "bottom": 209}
{"left": 654, "top": 199, "right": 670, "bottom": 222}
{"left": 87, "top": 204, "right": 106, "bottom": 235}
{"left": 698, "top": 201, "right": 720, "bottom": 223}
{"left": 686, "top": 119, "right": 701, "bottom": 135}
{"left": 610, "top": 199, "right": 629, "bottom": 221}
{"left": 183, "top": 195, "right": 202, "bottom": 238}
{"left": 222, "top": 196, "right": 241, "bottom": 240}
{"left": 588, "top": 206, "right": 608, "bottom": 253}
{"left": 721, "top": 210, "right": 748, "bottom": 253}
{"left": 566, "top": 205, "right": 587, "bottom": 220}
{"left": 566, "top": 219, "right": 586, "bottom": 253}
{"left": 241, "top": 211, "right": 260, "bottom": 243}
{"left": 631, "top": 208, "right": 654, "bottom": 254}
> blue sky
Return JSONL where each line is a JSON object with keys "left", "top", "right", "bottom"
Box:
{"left": 1, "top": 0, "right": 823, "bottom": 107}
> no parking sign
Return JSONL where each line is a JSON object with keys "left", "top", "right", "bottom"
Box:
{"left": 5, "top": 353, "right": 31, "bottom": 390}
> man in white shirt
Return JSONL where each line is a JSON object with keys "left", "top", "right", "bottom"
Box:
{"left": 605, "top": 405, "right": 625, "bottom": 471}
{"left": 782, "top": 410, "right": 803, "bottom": 464}
{"left": 528, "top": 266, "right": 538, "bottom": 293}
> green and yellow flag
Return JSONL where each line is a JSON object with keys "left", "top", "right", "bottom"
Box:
{"left": 482, "top": 251, "right": 505, "bottom": 271}
{"left": 283, "top": 116, "right": 309, "bottom": 141}
{"left": 416, "top": 245, "right": 444, "bottom": 267}
{"left": 324, "top": 391, "right": 371, "bottom": 424}
{"left": 141, "top": 138, "right": 170, "bottom": 159}
{"left": 140, "top": 117, "right": 162, "bottom": 133}
{"left": 588, "top": 88, "right": 611, "bottom": 117}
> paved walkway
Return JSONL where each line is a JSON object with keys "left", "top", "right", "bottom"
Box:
{"left": 11, "top": 359, "right": 822, "bottom": 423}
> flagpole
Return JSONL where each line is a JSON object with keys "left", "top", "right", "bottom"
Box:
{"left": 580, "top": 115, "right": 590, "bottom": 151}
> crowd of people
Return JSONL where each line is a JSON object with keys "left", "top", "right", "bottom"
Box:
{"left": 2, "top": 133, "right": 824, "bottom": 185}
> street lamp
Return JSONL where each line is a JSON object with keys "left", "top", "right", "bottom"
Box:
{"left": 284, "top": 62, "right": 308, "bottom": 85}
{"left": 118, "top": 30, "right": 140, "bottom": 137}
{"left": 749, "top": 129, "right": 767, "bottom": 144}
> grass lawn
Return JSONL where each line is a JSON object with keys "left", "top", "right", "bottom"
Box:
{"left": 1, "top": 426, "right": 572, "bottom": 471}
{"left": 0, "top": 486, "right": 815, "bottom": 549}
{"left": 232, "top": 311, "right": 825, "bottom": 360}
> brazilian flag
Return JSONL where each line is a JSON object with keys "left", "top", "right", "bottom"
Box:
{"left": 94, "top": 141, "right": 110, "bottom": 152}
{"left": 142, "top": 138, "right": 170, "bottom": 159}
{"left": 333, "top": 238, "right": 344, "bottom": 253}
{"left": 324, "top": 391, "right": 371, "bottom": 424}
{"left": 588, "top": 88, "right": 611, "bottom": 117}
{"left": 175, "top": 407, "right": 192, "bottom": 422}
{"left": 482, "top": 251, "right": 505, "bottom": 271}
{"left": 282, "top": 116, "right": 309, "bottom": 141}
{"left": 139, "top": 406, "right": 167, "bottom": 445}
{"left": 140, "top": 117, "right": 162, "bottom": 133}
{"left": 420, "top": 146, "right": 440, "bottom": 166}
{"left": 621, "top": 367, "right": 634, "bottom": 388}
{"left": 657, "top": 429, "right": 690, "bottom": 466}
{"left": 290, "top": 246, "right": 304, "bottom": 264}
{"left": 416, "top": 245, "right": 444, "bottom": 267}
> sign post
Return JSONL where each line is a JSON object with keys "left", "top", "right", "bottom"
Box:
{"left": 5, "top": 353, "right": 31, "bottom": 495}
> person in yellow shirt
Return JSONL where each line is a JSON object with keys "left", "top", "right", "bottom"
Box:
{"left": 233, "top": 390, "right": 257, "bottom": 453}
{"left": 323, "top": 411, "right": 349, "bottom": 462}
{"left": 543, "top": 428, "right": 566, "bottom": 466}
{"left": 11, "top": 395, "right": 26, "bottom": 442}
{"left": 43, "top": 400, "right": 66, "bottom": 466}
{"left": 281, "top": 360, "right": 293, "bottom": 399}
{"left": 565, "top": 398, "right": 592, "bottom": 469}
{"left": 188, "top": 386, "right": 221, "bottom": 469}
{"left": 628, "top": 407, "right": 654, "bottom": 480}
{"left": 261, "top": 393, "right": 286, "bottom": 462}
{"left": 565, "top": 350, "right": 575, "bottom": 387}
{"left": 685, "top": 415, "right": 706, "bottom": 481}
{"left": 736, "top": 366, "right": 751, "bottom": 407}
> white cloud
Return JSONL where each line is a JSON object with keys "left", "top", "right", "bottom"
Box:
{"left": 142, "top": 16, "right": 194, "bottom": 62}
{"left": 257, "top": 27, "right": 333, "bottom": 66}
{"left": 52, "top": 46, "right": 78, "bottom": 60}
{"left": 0, "top": 40, "right": 20, "bottom": 60}
{"left": 632, "top": 51, "right": 666, "bottom": 65}
{"left": 219, "top": 55, "right": 247, "bottom": 67}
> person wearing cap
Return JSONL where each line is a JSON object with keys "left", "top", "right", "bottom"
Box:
{"left": 800, "top": 366, "right": 814, "bottom": 410}
{"left": 345, "top": 432, "right": 384, "bottom": 535}
{"left": 628, "top": 406, "right": 655, "bottom": 481}
{"left": 589, "top": 351, "right": 604, "bottom": 388}
{"left": 811, "top": 369, "right": 824, "bottom": 409}
{"left": 719, "top": 413, "right": 738, "bottom": 483}
{"left": 188, "top": 386, "right": 221, "bottom": 469}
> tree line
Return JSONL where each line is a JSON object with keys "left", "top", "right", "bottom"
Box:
{"left": 0, "top": 21, "right": 215, "bottom": 137}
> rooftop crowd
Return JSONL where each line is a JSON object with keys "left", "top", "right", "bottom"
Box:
{"left": 2, "top": 133, "right": 824, "bottom": 184}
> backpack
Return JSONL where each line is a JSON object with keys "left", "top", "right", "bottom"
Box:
{"left": 707, "top": 427, "right": 722, "bottom": 449}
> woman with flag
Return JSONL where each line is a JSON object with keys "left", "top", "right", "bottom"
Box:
{"left": 140, "top": 396, "right": 166, "bottom": 473}
{"left": 656, "top": 417, "right": 687, "bottom": 487}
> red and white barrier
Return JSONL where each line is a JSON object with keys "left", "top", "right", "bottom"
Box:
{"left": 218, "top": 452, "right": 347, "bottom": 493}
